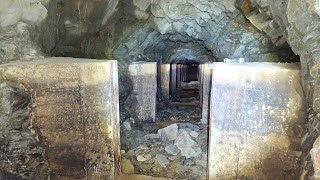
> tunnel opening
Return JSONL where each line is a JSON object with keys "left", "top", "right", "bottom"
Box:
{"left": 169, "top": 61, "right": 202, "bottom": 107}
{"left": 2, "top": 0, "right": 319, "bottom": 179}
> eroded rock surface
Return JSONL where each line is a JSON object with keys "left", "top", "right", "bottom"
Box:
{"left": 0, "top": 82, "right": 49, "bottom": 180}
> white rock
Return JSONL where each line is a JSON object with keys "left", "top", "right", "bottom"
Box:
{"left": 123, "top": 121, "right": 131, "bottom": 131}
{"left": 158, "top": 123, "right": 178, "bottom": 142}
{"left": 190, "top": 131, "right": 199, "bottom": 138}
{"left": 165, "top": 144, "right": 180, "bottom": 155}
{"left": 180, "top": 147, "right": 202, "bottom": 159}
{"left": 156, "top": 154, "right": 170, "bottom": 167}
{"left": 174, "top": 129, "right": 196, "bottom": 149}
{"left": 137, "top": 155, "right": 148, "bottom": 162}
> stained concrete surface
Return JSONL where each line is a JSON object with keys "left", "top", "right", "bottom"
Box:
{"left": 0, "top": 58, "right": 120, "bottom": 179}
{"left": 208, "top": 63, "right": 305, "bottom": 180}
{"left": 128, "top": 62, "right": 157, "bottom": 122}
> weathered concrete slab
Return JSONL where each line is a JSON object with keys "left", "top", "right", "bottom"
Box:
{"left": 201, "top": 63, "right": 213, "bottom": 124}
{"left": 182, "top": 65, "right": 186, "bottom": 82}
{"left": 208, "top": 63, "right": 305, "bottom": 180}
{"left": 198, "top": 64, "right": 204, "bottom": 108}
{"left": 170, "top": 64, "right": 177, "bottom": 96}
{"left": 160, "top": 64, "right": 170, "bottom": 103}
{"left": 177, "top": 64, "right": 181, "bottom": 90}
{"left": 0, "top": 58, "right": 120, "bottom": 180}
{"left": 128, "top": 62, "right": 157, "bottom": 122}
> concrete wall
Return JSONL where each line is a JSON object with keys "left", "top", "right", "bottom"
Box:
{"left": 0, "top": 57, "right": 120, "bottom": 179}
{"left": 128, "top": 62, "right": 157, "bottom": 122}
{"left": 160, "top": 64, "right": 170, "bottom": 103}
{"left": 201, "top": 63, "right": 213, "bottom": 124}
{"left": 208, "top": 63, "right": 304, "bottom": 179}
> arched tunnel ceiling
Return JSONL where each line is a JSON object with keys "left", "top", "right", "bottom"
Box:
{"left": 110, "top": 0, "right": 298, "bottom": 65}
{"left": 4, "top": 0, "right": 299, "bottom": 68}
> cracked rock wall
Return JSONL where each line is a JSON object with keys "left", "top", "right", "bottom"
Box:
{"left": 238, "top": 0, "right": 320, "bottom": 179}
{"left": 0, "top": 0, "right": 50, "bottom": 63}
{"left": 0, "top": 82, "right": 49, "bottom": 179}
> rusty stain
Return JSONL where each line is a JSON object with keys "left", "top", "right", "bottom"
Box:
{"left": 0, "top": 58, "right": 120, "bottom": 180}
{"left": 243, "top": 0, "right": 253, "bottom": 14}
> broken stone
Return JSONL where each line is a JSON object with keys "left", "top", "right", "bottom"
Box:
{"left": 121, "top": 159, "right": 135, "bottom": 174}
{"left": 137, "top": 155, "right": 148, "bottom": 162}
{"left": 123, "top": 120, "right": 132, "bottom": 131}
{"left": 165, "top": 144, "right": 180, "bottom": 156}
{"left": 168, "top": 155, "right": 180, "bottom": 161}
{"left": 177, "top": 123, "right": 200, "bottom": 131}
{"left": 156, "top": 154, "right": 170, "bottom": 167}
{"left": 145, "top": 154, "right": 152, "bottom": 160}
{"left": 184, "top": 158, "right": 195, "bottom": 166}
{"left": 174, "top": 129, "right": 196, "bottom": 149}
{"left": 144, "top": 133, "right": 160, "bottom": 139}
{"left": 158, "top": 123, "right": 179, "bottom": 142}
{"left": 180, "top": 147, "right": 202, "bottom": 159}
{"left": 190, "top": 131, "right": 199, "bottom": 138}
{"left": 121, "top": 150, "right": 126, "bottom": 155}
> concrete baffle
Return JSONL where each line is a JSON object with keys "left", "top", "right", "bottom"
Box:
{"left": 198, "top": 64, "right": 204, "bottom": 108}
{"left": 170, "top": 64, "right": 177, "bottom": 96}
{"left": 161, "top": 64, "right": 170, "bottom": 103}
{"left": 128, "top": 62, "right": 157, "bottom": 122}
{"left": 0, "top": 58, "right": 120, "bottom": 180}
{"left": 201, "top": 63, "right": 214, "bottom": 124}
{"left": 177, "top": 64, "right": 182, "bottom": 91}
{"left": 208, "top": 63, "right": 305, "bottom": 179}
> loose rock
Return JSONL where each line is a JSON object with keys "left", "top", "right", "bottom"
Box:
{"left": 121, "top": 158, "right": 135, "bottom": 174}
{"left": 165, "top": 144, "right": 180, "bottom": 156}
{"left": 123, "top": 120, "right": 132, "bottom": 131}
{"left": 158, "top": 123, "right": 179, "bottom": 142}
{"left": 137, "top": 155, "right": 148, "bottom": 162}
{"left": 156, "top": 154, "right": 170, "bottom": 167}
{"left": 174, "top": 129, "right": 196, "bottom": 149}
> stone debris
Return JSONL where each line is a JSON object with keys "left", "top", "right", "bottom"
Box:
{"left": 177, "top": 123, "right": 200, "bottom": 131}
{"left": 174, "top": 129, "right": 197, "bottom": 149}
{"left": 156, "top": 154, "right": 170, "bottom": 167}
{"left": 137, "top": 155, "right": 148, "bottom": 162}
{"left": 180, "top": 147, "right": 202, "bottom": 159}
{"left": 123, "top": 120, "right": 132, "bottom": 131}
{"left": 165, "top": 144, "right": 180, "bottom": 156}
{"left": 157, "top": 123, "right": 179, "bottom": 142}
{"left": 121, "top": 158, "right": 135, "bottom": 174}
{"left": 121, "top": 109, "right": 208, "bottom": 179}
{"left": 190, "top": 131, "right": 199, "bottom": 138}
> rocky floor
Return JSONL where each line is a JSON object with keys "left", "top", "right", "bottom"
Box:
{"left": 120, "top": 84, "right": 207, "bottom": 180}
